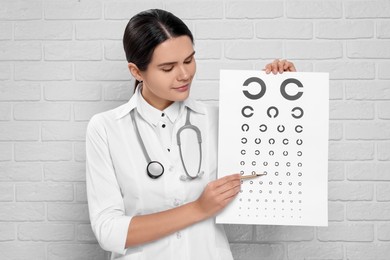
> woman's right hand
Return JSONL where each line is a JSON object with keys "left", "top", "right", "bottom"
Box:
{"left": 194, "top": 174, "right": 241, "bottom": 219}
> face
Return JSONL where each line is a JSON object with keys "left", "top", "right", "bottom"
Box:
{"left": 129, "top": 35, "right": 196, "bottom": 111}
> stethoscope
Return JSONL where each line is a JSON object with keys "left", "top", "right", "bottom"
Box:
{"left": 130, "top": 108, "right": 204, "bottom": 181}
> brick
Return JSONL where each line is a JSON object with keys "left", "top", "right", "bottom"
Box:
{"left": 0, "top": 104, "right": 11, "bottom": 121}
{"left": 328, "top": 202, "right": 344, "bottom": 221}
{"left": 378, "top": 102, "right": 390, "bottom": 119}
{"left": 76, "top": 21, "right": 127, "bottom": 40}
{"left": 347, "top": 202, "right": 390, "bottom": 220}
{"left": 0, "top": 0, "right": 42, "bottom": 20}
{"left": 0, "top": 243, "right": 45, "bottom": 259}
{"left": 329, "top": 142, "right": 374, "bottom": 161}
{"left": 287, "top": 243, "right": 343, "bottom": 260}
{"left": 0, "top": 202, "right": 44, "bottom": 221}
{"left": 195, "top": 21, "right": 253, "bottom": 40}
{"left": 77, "top": 224, "right": 97, "bottom": 242}
{"left": 255, "top": 226, "right": 314, "bottom": 241}
{"left": 105, "top": 2, "right": 163, "bottom": 20}
{"left": 0, "top": 163, "right": 42, "bottom": 181}
{"left": 44, "top": 162, "right": 86, "bottom": 182}
{"left": 346, "top": 122, "right": 390, "bottom": 140}
{"left": 75, "top": 61, "right": 130, "bottom": 80}
{"left": 76, "top": 183, "right": 87, "bottom": 202}
{"left": 15, "top": 62, "right": 72, "bottom": 81}
{"left": 225, "top": 41, "right": 283, "bottom": 60}
{"left": 15, "top": 21, "right": 72, "bottom": 40}
{"left": 230, "top": 244, "right": 285, "bottom": 260}
{"left": 329, "top": 122, "right": 343, "bottom": 141}
{"left": 0, "top": 122, "right": 39, "bottom": 141}
{"left": 256, "top": 20, "right": 312, "bottom": 39}
{"left": 15, "top": 142, "right": 72, "bottom": 162}
{"left": 347, "top": 163, "right": 390, "bottom": 181}
{"left": 16, "top": 183, "right": 73, "bottom": 202}
{"left": 0, "top": 22, "right": 12, "bottom": 39}
{"left": 42, "top": 122, "right": 88, "bottom": 141}
{"left": 166, "top": 1, "right": 223, "bottom": 19}
{"left": 194, "top": 41, "right": 222, "bottom": 60}
{"left": 287, "top": 0, "right": 342, "bottom": 18}
{"left": 48, "top": 243, "right": 108, "bottom": 260}
{"left": 196, "top": 61, "right": 253, "bottom": 80}
{"left": 18, "top": 223, "right": 74, "bottom": 241}
{"left": 378, "top": 224, "right": 390, "bottom": 241}
{"left": 0, "top": 183, "right": 13, "bottom": 201}
{"left": 74, "top": 142, "right": 86, "bottom": 162}
{"left": 44, "top": 42, "right": 102, "bottom": 61}
{"left": 377, "top": 183, "right": 390, "bottom": 201}
{"left": 0, "top": 63, "right": 11, "bottom": 80}
{"left": 0, "top": 82, "right": 40, "bottom": 101}
{"left": 44, "top": 0, "right": 101, "bottom": 20}
{"left": 346, "top": 244, "right": 390, "bottom": 260}
{"left": 74, "top": 101, "right": 124, "bottom": 121}
{"left": 348, "top": 41, "right": 390, "bottom": 59}
{"left": 44, "top": 82, "right": 101, "bottom": 101}
{"left": 317, "top": 20, "right": 374, "bottom": 39}
{"left": 14, "top": 103, "right": 71, "bottom": 121}
{"left": 346, "top": 81, "right": 390, "bottom": 100}
{"left": 378, "top": 62, "right": 390, "bottom": 79}
{"left": 191, "top": 80, "right": 219, "bottom": 101}
{"left": 0, "top": 144, "right": 12, "bottom": 161}
{"left": 0, "top": 41, "right": 41, "bottom": 61}
{"left": 224, "top": 224, "right": 253, "bottom": 242}
{"left": 316, "top": 62, "right": 375, "bottom": 80}
{"left": 103, "top": 82, "right": 133, "bottom": 101}
{"left": 329, "top": 182, "right": 373, "bottom": 201}
{"left": 226, "top": 1, "right": 283, "bottom": 18}
{"left": 329, "top": 80, "right": 343, "bottom": 100}
{"left": 378, "top": 21, "right": 390, "bottom": 39}
{"left": 345, "top": 0, "right": 390, "bottom": 18}
{"left": 317, "top": 223, "right": 374, "bottom": 242}
{"left": 104, "top": 40, "right": 126, "bottom": 61}
{"left": 377, "top": 142, "right": 390, "bottom": 161}
{"left": 48, "top": 203, "right": 89, "bottom": 221}
{"left": 329, "top": 101, "right": 374, "bottom": 120}
{"left": 0, "top": 223, "right": 15, "bottom": 241}
{"left": 328, "top": 162, "right": 344, "bottom": 181}
{"left": 285, "top": 41, "right": 343, "bottom": 60}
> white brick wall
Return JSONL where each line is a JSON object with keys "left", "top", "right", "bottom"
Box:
{"left": 0, "top": 0, "right": 389, "bottom": 259}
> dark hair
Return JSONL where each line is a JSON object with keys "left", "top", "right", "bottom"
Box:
{"left": 123, "top": 9, "right": 194, "bottom": 89}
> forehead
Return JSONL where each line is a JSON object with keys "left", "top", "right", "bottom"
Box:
{"left": 150, "top": 36, "right": 194, "bottom": 64}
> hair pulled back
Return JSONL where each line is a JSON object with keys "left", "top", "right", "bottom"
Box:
{"left": 123, "top": 9, "right": 194, "bottom": 88}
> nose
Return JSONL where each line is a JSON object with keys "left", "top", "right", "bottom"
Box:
{"left": 177, "top": 65, "right": 190, "bottom": 81}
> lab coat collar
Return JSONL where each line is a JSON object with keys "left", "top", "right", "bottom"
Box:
{"left": 114, "top": 83, "right": 206, "bottom": 120}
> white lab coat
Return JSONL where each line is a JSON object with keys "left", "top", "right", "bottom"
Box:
{"left": 86, "top": 87, "right": 233, "bottom": 260}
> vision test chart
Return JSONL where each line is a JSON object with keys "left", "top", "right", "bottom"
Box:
{"left": 217, "top": 70, "right": 329, "bottom": 226}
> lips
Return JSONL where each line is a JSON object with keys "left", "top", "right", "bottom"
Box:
{"left": 174, "top": 84, "right": 189, "bottom": 92}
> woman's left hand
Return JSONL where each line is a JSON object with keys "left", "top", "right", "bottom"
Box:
{"left": 264, "top": 59, "right": 296, "bottom": 74}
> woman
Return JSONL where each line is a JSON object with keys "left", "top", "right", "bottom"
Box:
{"left": 86, "top": 9, "right": 296, "bottom": 260}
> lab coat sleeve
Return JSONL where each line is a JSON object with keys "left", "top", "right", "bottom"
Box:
{"left": 86, "top": 114, "right": 132, "bottom": 255}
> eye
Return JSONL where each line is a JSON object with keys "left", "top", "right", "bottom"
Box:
{"left": 184, "top": 57, "right": 193, "bottom": 64}
{"left": 161, "top": 66, "right": 173, "bottom": 72}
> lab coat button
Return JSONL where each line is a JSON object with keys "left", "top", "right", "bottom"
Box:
{"left": 176, "top": 232, "right": 181, "bottom": 239}
{"left": 173, "top": 198, "right": 182, "bottom": 206}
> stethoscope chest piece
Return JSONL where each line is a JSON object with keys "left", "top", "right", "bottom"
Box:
{"left": 147, "top": 161, "right": 164, "bottom": 179}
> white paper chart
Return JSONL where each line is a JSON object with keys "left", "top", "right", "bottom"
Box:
{"left": 217, "top": 70, "right": 329, "bottom": 226}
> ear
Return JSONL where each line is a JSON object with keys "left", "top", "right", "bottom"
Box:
{"left": 128, "top": 63, "right": 143, "bottom": 82}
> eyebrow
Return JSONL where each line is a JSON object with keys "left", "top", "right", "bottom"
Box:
{"left": 157, "top": 51, "right": 196, "bottom": 67}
